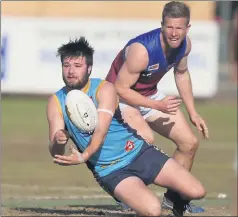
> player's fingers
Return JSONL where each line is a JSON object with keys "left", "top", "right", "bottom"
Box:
{"left": 69, "top": 144, "right": 74, "bottom": 151}
{"left": 167, "top": 95, "right": 180, "bottom": 100}
{"left": 168, "top": 102, "right": 181, "bottom": 109}
{"left": 57, "top": 140, "right": 67, "bottom": 145}
{"left": 201, "top": 122, "right": 209, "bottom": 139}
{"left": 54, "top": 162, "right": 71, "bottom": 166}
{"left": 195, "top": 121, "right": 202, "bottom": 132}
{"left": 69, "top": 145, "right": 77, "bottom": 154}
{"left": 59, "top": 134, "right": 68, "bottom": 140}
{"left": 54, "top": 155, "right": 71, "bottom": 161}
{"left": 201, "top": 120, "right": 208, "bottom": 131}
{"left": 58, "top": 137, "right": 68, "bottom": 143}
{"left": 168, "top": 111, "right": 177, "bottom": 115}
{"left": 168, "top": 106, "right": 180, "bottom": 112}
{"left": 205, "top": 129, "right": 209, "bottom": 139}
{"left": 193, "top": 121, "right": 203, "bottom": 136}
{"left": 58, "top": 138, "right": 68, "bottom": 144}
{"left": 204, "top": 129, "right": 209, "bottom": 139}
{"left": 167, "top": 96, "right": 176, "bottom": 100}
{"left": 198, "top": 129, "right": 204, "bottom": 138}
{"left": 53, "top": 158, "right": 70, "bottom": 165}
{"left": 170, "top": 98, "right": 182, "bottom": 103}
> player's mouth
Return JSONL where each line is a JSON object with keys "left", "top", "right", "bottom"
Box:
{"left": 67, "top": 76, "right": 77, "bottom": 80}
{"left": 168, "top": 38, "right": 180, "bottom": 47}
{"left": 169, "top": 38, "right": 179, "bottom": 43}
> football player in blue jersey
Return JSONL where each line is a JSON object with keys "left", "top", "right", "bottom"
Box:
{"left": 47, "top": 37, "right": 206, "bottom": 217}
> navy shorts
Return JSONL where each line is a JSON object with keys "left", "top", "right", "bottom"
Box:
{"left": 96, "top": 142, "right": 170, "bottom": 197}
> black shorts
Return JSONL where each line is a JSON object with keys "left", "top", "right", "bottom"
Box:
{"left": 96, "top": 142, "right": 170, "bottom": 197}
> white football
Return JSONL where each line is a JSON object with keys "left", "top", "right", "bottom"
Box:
{"left": 65, "top": 89, "right": 98, "bottom": 133}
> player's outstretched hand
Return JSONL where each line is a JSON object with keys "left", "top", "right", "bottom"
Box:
{"left": 53, "top": 129, "right": 70, "bottom": 145}
{"left": 53, "top": 145, "right": 85, "bottom": 166}
{"left": 156, "top": 96, "right": 182, "bottom": 115}
{"left": 190, "top": 114, "right": 209, "bottom": 139}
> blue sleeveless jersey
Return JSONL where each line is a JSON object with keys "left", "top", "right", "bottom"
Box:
{"left": 54, "top": 78, "right": 144, "bottom": 178}
{"left": 106, "top": 28, "right": 187, "bottom": 96}
{"left": 124, "top": 28, "right": 187, "bottom": 75}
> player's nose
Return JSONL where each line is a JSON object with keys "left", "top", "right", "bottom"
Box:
{"left": 68, "top": 66, "right": 75, "bottom": 74}
{"left": 171, "top": 29, "right": 176, "bottom": 36}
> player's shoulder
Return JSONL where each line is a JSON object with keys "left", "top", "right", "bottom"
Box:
{"left": 47, "top": 87, "right": 65, "bottom": 106}
{"left": 126, "top": 42, "right": 149, "bottom": 64}
{"left": 98, "top": 80, "right": 115, "bottom": 92}
{"left": 47, "top": 94, "right": 59, "bottom": 108}
{"left": 127, "top": 41, "right": 147, "bottom": 53}
{"left": 96, "top": 80, "right": 116, "bottom": 96}
{"left": 89, "top": 78, "right": 112, "bottom": 89}
{"left": 95, "top": 80, "right": 117, "bottom": 103}
{"left": 89, "top": 77, "right": 114, "bottom": 91}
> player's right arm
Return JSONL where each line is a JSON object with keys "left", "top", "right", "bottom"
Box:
{"left": 46, "top": 95, "right": 69, "bottom": 157}
{"left": 114, "top": 43, "right": 181, "bottom": 114}
{"left": 114, "top": 43, "right": 157, "bottom": 108}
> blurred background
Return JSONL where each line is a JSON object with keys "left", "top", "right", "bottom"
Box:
{"left": 1, "top": 1, "right": 237, "bottom": 216}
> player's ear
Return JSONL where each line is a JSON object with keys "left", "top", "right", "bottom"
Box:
{"left": 87, "top": 65, "right": 92, "bottom": 75}
{"left": 186, "top": 24, "right": 191, "bottom": 34}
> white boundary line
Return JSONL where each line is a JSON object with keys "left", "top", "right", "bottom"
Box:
{"left": 2, "top": 193, "right": 162, "bottom": 200}
{"left": 2, "top": 184, "right": 103, "bottom": 192}
{"left": 2, "top": 184, "right": 230, "bottom": 200}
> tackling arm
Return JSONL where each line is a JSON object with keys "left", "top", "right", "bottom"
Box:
{"left": 114, "top": 43, "right": 159, "bottom": 109}
{"left": 81, "top": 81, "right": 118, "bottom": 162}
{"left": 174, "top": 36, "right": 197, "bottom": 116}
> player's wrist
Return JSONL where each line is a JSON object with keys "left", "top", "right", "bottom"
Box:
{"left": 76, "top": 152, "right": 86, "bottom": 164}
{"left": 188, "top": 110, "right": 198, "bottom": 118}
{"left": 149, "top": 99, "right": 159, "bottom": 110}
{"left": 81, "top": 151, "right": 89, "bottom": 163}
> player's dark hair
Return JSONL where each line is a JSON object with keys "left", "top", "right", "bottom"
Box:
{"left": 162, "top": 1, "right": 190, "bottom": 25}
{"left": 57, "top": 37, "right": 95, "bottom": 66}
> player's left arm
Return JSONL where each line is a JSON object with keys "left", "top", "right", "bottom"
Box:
{"left": 81, "top": 81, "right": 118, "bottom": 162}
{"left": 174, "top": 36, "right": 209, "bottom": 139}
{"left": 174, "top": 36, "right": 194, "bottom": 116}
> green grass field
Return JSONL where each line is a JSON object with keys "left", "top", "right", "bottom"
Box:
{"left": 2, "top": 96, "right": 237, "bottom": 215}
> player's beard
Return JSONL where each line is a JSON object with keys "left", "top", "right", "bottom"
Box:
{"left": 63, "top": 72, "right": 89, "bottom": 90}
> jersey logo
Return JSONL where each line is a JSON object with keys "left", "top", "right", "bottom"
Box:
{"left": 148, "top": 63, "right": 159, "bottom": 71}
{"left": 125, "top": 141, "right": 135, "bottom": 152}
{"left": 141, "top": 72, "right": 153, "bottom": 77}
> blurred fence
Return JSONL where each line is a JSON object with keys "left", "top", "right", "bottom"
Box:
{"left": 1, "top": 1, "right": 236, "bottom": 98}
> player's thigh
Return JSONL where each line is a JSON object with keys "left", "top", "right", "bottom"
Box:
{"left": 146, "top": 109, "right": 197, "bottom": 146}
{"left": 114, "top": 176, "right": 161, "bottom": 216}
{"left": 153, "top": 158, "right": 206, "bottom": 199}
{"left": 121, "top": 105, "right": 154, "bottom": 144}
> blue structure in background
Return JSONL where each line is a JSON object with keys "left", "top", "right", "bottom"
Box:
{"left": 1, "top": 36, "right": 7, "bottom": 80}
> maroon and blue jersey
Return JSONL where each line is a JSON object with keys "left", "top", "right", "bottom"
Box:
{"left": 106, "top": 28, "right": 187, "bottom": 96}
